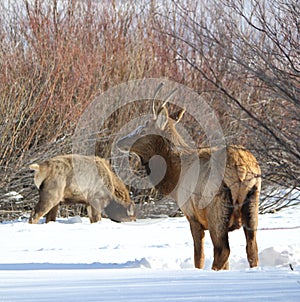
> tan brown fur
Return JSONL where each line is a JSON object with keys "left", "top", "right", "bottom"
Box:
{"left": 29, "top": 155, "right": 135, "bottom": 224}
{"left": 117, "top": 104, "right": 261, "bottom": 270}
{"left": 44, "top": 158, "right": 133, "bottom": 223}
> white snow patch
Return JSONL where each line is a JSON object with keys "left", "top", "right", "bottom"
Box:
{"left": 0, "top": 207, "right": 300, "bottom": 301}
{"left": 4, "top": 191, "right": 23, "bottom": 200}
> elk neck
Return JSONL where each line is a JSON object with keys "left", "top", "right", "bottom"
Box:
{"left": 141, "top": 135, "right": 197, "bottom": 196}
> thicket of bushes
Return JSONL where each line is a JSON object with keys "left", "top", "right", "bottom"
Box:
{"left": 0, "top": 0, "right": 299, "bottom": 221}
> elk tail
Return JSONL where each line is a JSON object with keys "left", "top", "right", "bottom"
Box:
{"left": 29, "top": 163, "right": 40, "bottom": 171}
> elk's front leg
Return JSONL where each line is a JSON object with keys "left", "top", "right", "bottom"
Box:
{"left": 87, "top": 205, "right": 101, "bottom": 223}
{"left": 188, "top": 218, "right": 205, "bottom": 269}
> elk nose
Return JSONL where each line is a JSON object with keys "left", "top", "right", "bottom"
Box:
{"left": 116, "top": 137, "right": 130, "bottom": 152}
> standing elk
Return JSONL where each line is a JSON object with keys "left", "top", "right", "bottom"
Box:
{"left": 117, "top": 96, "right": 261, "bottom": 270}
{"left": 29, "top": 155, "right": 135, "bottom": 224}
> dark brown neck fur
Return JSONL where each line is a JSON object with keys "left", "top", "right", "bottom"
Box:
{"left": 140, "top": 136, "right": 183, "bottom": 195}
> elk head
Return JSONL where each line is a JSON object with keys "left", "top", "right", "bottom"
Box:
{"left": 116, "top": 85, "right": 189, "bottom": 194}
{"left": 117, "top": 84, "right": 214, "bottom": 207}
{"left": 117, "top": 94, "right": 186, "bottom": 164}
{"left": 104, "top": 199, "right": 136, "bottom": 223}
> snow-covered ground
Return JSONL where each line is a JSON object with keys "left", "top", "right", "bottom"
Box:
{"left": 0, "top": 207, "right": 300, "bottom": 301}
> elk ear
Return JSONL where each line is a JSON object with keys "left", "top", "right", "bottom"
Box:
{"left": 29, "top": 163, "right": 40, "bottom": 171}
{"left": 152, "top": 83, "right": 165, "bottom": 119}
{"left": 156, "top": 105, "right": 169, "bottom": 130}
{"left": 152, "top": 85, "right": 178, "bottom": 119}
{"left": 174, "top": 108, "right": 186, "bottom": 125}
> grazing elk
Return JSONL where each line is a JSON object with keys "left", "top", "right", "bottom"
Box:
{"left": 117, "top": 99, "right": 261, "bottom": 270}
{"left": 44, "top": 163, "right": 133, "bottom": 223}
{"left": 29, "top": 155, "right": 135, "bottom": 224}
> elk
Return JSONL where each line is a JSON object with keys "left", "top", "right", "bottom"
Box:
{"left": 29, "top": 155, "right": 135, "bottom": 224}
{"left": 44, "top": 163, "right": 133, "bottom": 223}
{"left": 117, "top": 97, "right": 261, "bottom": 270}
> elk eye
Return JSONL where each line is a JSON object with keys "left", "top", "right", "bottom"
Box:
{"left": 140, "top": 129, "right": 146, "bottom": 136}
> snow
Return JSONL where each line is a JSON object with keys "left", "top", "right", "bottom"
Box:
{"left": 1, "top": 207, "right": 300, "bottom": 301}
{"left": 3, "top": 191, "right": 23, "bottom": 200}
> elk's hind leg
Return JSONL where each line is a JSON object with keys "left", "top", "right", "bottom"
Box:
{"left": 188, "top": 218, "right": 205, "bottom": 269}
{"left": 242, "top": 186, "right": 259, "bottom": 268}
{"left": 29, "top": 197, "right": 60, "bottom": 224}
{"left": 207, "top": 190, "right": 231, "bottom": 270}
{"left": 29, "top": 180, "right": 64, "bottom": 224}
{"left": 209, "top": 228, "right": 230, "bottom": 270}
{"left": 45, "top": 204, "right": 59, "bottom": 223}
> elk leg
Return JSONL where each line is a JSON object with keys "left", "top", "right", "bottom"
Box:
{"left": 209, "top": 229, "right": 230, "bottom": 270}
{"left": 29, "top": 200, "right": 59, "bottom": 224}
{"left": 243, "top": 226, "right": 258, "bottom": 268}
{"left": 45, "top": 204, "right": 59, "bottom": 223}
{"left": 242, "top": 187, "right": 259, "bottom": 268}
{"left": 87, "top": 205, "right": 101, "bottom": 223}
{"left": 188, "top": 218, "right": 205, "bottom": 269}
{"left": 29, "top": 184, "right": 63, "bottom": 224}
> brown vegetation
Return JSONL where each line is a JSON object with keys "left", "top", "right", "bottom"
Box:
{"left": 29, "top": 154, "right": 135, "bottom": 223}
{"left": 0, "top": 0, "right": 298, "bottom": 221}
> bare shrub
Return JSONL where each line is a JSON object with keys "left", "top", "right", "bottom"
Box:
{"left": 1, "top": 0, "right": 298, "bottom": 220}
{"left": 0, "top": 0, "right": 184, "bottom": 220}
{"left": 154, "top": 0, "right": 300, "bottom": 211}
